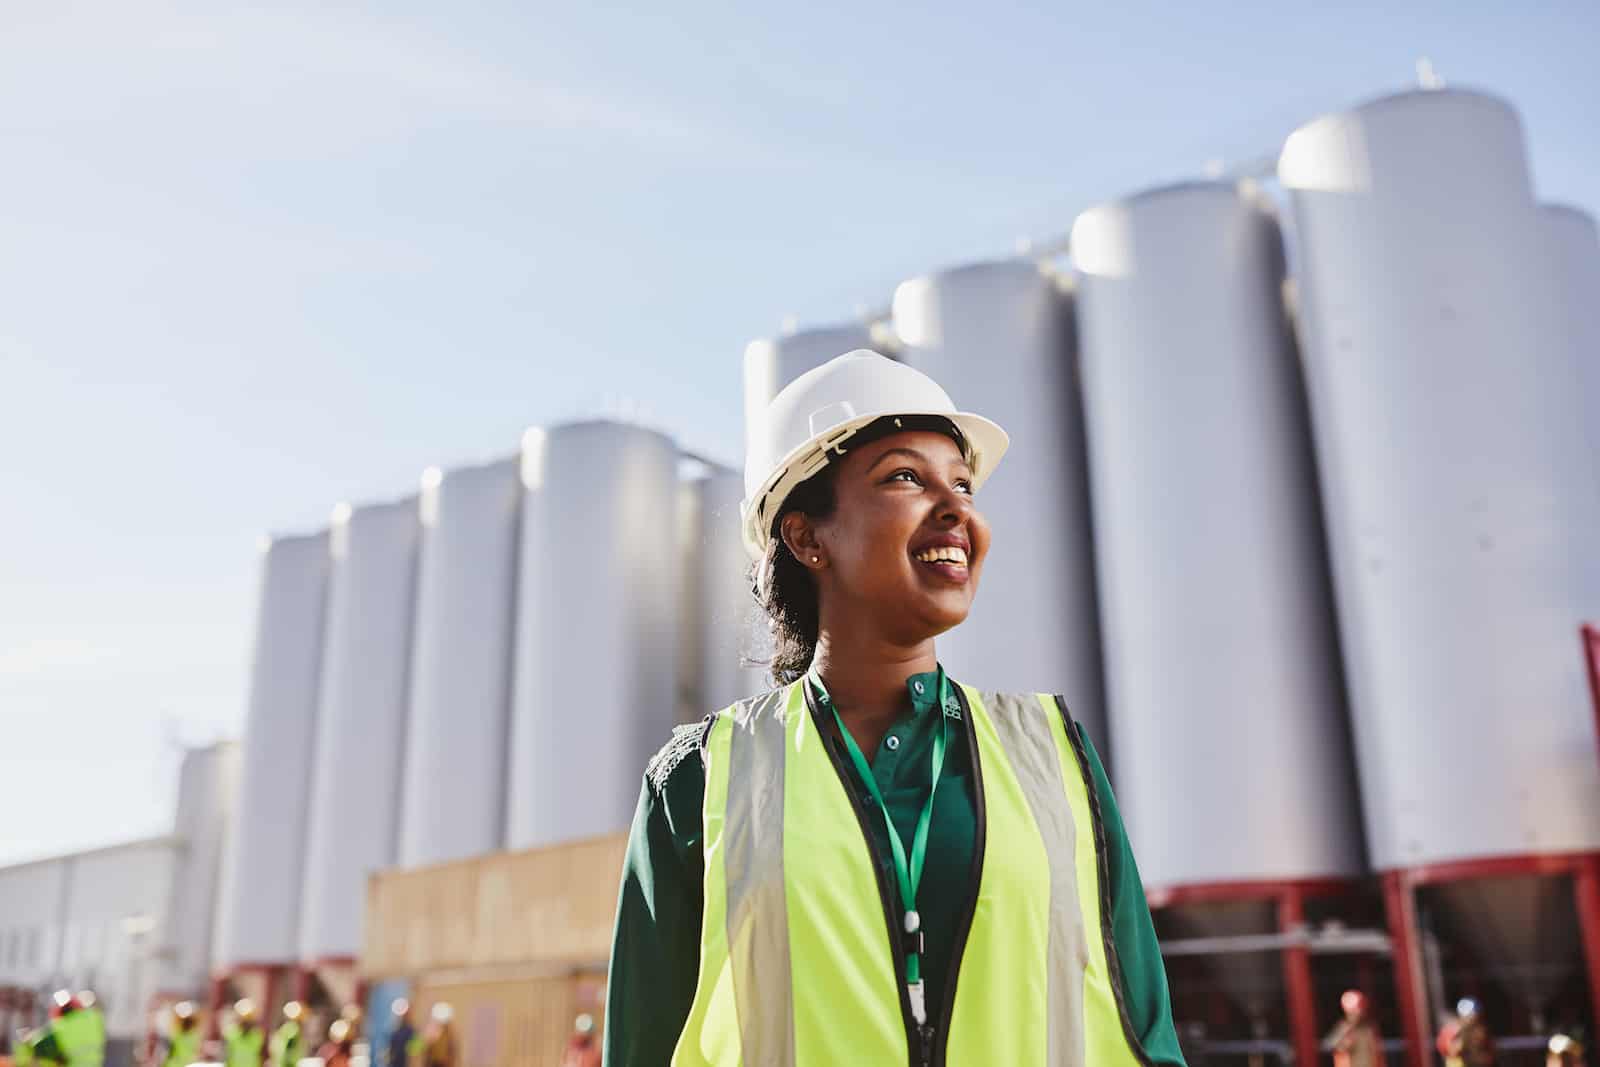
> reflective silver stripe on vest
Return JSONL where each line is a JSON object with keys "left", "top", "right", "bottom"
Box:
{"left": 722, "top": 687, "right": 797, "bottom": 1065}
{"left": 981, "top": 691, "right": 1091, "bottom": 1067}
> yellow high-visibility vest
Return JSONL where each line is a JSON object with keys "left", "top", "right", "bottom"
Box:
{"left": 673, "top": 681, "right": 1155, "bottom": 1067}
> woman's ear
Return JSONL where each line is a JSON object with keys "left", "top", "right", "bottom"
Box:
{"left": 779, "top": 511, "right": 826, "bottom": 570}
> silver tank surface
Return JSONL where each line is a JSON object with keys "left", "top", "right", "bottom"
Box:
{"left": 1278, "top": 88, "right": 1600, "bottom": 868}
{"left": 161, "top": 742, "right": 239, "bottom": 990}
{"left": 744, "top": 324, "right": 876, "bottom": 453}
{"left": 298, "top": 497, "right": 420, "bottom": 959}
{"left": 505, "top": 421, "right": 683, "bottom": 849}
{"left": 892, "top": 260, "right": 1106, "bottom": 751}
{"left": 678, "top": 463, "right": 767, "bottom": 719}
{"left": 1544, "top": 204, "right": 1600, "bottom": 476}
{"left": 397, "top": 457, "right": 522, "bottom": 866}
{"left": 214, "top": 532, "right": 329, "bottom": 967}
{"left": 1071, "top": 181, "right": 1364, "bottom": 888}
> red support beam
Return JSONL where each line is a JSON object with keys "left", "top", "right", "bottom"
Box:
{"left": 262, "top": 966, "right": 282, "bottom": 1025}
{"left": 1278, "top": 888, "right": 1320, "bottom": 1067}
{"left": 207, "top": 975, "right": 228, "bottom": 1040}
{"left": 1575, "top": 854, "right": 1600, "bottom": 1041}
{"left": 1382, "top": 872, "right": 1427, "bottom": 1067}
{"left": 1585, "top": 623, "right": 1600, "bottom": 769}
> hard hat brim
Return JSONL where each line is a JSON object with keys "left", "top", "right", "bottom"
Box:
{"left": 740, "top": 408, "right": 1009, "bottom": 559}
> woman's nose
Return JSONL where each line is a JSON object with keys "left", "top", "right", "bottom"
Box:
{"left": 935, "top": 485, "right": 973, "bottom": 523}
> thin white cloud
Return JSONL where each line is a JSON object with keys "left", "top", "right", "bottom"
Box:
{"left": 0, "top": 3, "right": 728, "bottom": 153}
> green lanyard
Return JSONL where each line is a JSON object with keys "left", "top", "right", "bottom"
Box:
{"left": 810, "top": 672, "right": 949, "bottom": 1025}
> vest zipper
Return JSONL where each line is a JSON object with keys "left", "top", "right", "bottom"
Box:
{"left": 929, "top": 683, "right": 986, "bottom": 1067}
{"left": 803, "top": 683, "right": 925, "bottom": 1066}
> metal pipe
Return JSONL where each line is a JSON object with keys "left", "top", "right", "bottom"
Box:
{"left": 1158, "top": 929, "right": 1391, "bottom": 956}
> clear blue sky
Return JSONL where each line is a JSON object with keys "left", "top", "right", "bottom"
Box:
{"left": 2, "top": 1, "right": 1596, "bottom": 864}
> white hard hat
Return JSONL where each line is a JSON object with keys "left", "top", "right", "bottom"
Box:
{"left": 741, "top": 349, "right": 1009, "bottom": 558}
{"left": 431, "top": 1003, "right": 452, "bottom": 1023}
{"left": 1455, "top": 997, "right": 1478, "bottom": 1018}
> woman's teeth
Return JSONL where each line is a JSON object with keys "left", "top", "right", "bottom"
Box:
{"left": 914, "top": 546, "right": 968, "bottom": 566}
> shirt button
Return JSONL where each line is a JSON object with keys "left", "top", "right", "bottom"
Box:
{"left": 886, "top": 735, "right": 901, "bottom": 751}
{"left": 913, "top": 681, "right": 926, "bottom": 695}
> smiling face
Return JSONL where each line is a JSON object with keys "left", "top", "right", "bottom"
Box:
{"left": 780, "top": 429, "right": 991, "bottom": 646}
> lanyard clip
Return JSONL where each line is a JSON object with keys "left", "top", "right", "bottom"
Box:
{"left": 902, "top": 908, "right": 924, "bottom": 957}
{"left": 907, "top": 980, "right": 928, "bottom": 1026}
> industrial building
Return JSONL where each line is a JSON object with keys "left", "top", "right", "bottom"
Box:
{"left": 11, "top": 82, "right": 1595, "bottom": 1067}
{"left": 0, "top": 744, "right": 237, "bottom": 1067}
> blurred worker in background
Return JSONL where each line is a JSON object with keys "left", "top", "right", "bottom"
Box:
{"left": 421, "top": 1005, "right": 454, "bottom": 1067}
{"left": 1439, "top": 998, "right": 1495, "bottom": 1067}
{"left": 382, "top": 1001, "right": 414, "bottom": 1067}
{"left": 159, "top": 1003, "right": 201, "bottom": 1067}
{"left": 337, "top": 1005, "right": 362, "bottom": 1042}
{"left": 267, "top": 1003, "right": 302, "bottom": 1067}
{"left": 11, "top": 1022, "right": 63, "bottom": 1067}
{"left": 223, "top": 1001, "right": 264, "bottom": 1067}
{"left": 1326, "top": 990, "right": 1385, "bottom": 1067}
{"left": 317, "top": 1020, "right": 353, "bottom": 1067}
{"left": 559, "top": 1015, "right": 599, "bottom": 1067}
{"left": 1545, "top": 1033, "right": 1583, "bottom": 1066}
{"left": 44, "top": 991, "right": 103, "bottom": 1067}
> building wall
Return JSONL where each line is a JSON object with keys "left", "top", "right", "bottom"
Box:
{"left": 0, "top": 837, "right": 180, "bottom": 1038}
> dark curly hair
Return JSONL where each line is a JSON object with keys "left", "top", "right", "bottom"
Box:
{"left": 753, "top": 414, "right": 971, "bottom": 687}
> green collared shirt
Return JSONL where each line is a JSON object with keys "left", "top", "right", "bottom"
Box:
{"left": 604, "top": 669, "right": 1185, "bottom": 1066}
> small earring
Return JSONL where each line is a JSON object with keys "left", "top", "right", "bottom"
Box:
{"left": 811, "top": 556, "right": 820, "bottom": 564}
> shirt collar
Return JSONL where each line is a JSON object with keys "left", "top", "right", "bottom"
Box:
{"left": 807, "top": 664, "right": 961, "bottom": 719}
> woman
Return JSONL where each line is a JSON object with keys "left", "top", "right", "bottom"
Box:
{"left": 605, "top": 351, "right": 1184, "bottom": 1066}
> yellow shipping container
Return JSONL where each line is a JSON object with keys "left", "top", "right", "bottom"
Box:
{"left": 362, "top": 832, "right": 626, "bottom": 1067}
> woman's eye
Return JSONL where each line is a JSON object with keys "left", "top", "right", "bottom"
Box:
{"left": 955, "top": 480, "right": 973, "bottom": 495}
{"left": 888, "top": 469, "right": 921, "bottom": 484}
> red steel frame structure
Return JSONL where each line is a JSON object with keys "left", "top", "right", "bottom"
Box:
{"left": 1376, "top": 626, "right": 1600, "bottom": 1067}
{"left": 1382, "top": 852, "right": 1600, "bottom": 1067}
{"left": 207, "top": 962, "right": 291, "bottom": 1038}
{"left": 1147, "top": 877, "right": 1360, "bottom": 1067}
{"left": 1149, "top": 627, "right": 1600, "bottom": 1067}
{"left": 291, "top": 955, "right": 364, "bottom": 1009}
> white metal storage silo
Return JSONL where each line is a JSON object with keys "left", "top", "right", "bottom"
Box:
{"left": 397, "top": 458, "right": 522, "bottom": 866}
{"left": 299, "top": 497, "right": 420, "bottom": 960}
{"left": 1278, "top": 88, "right": 1600, "bottom": 870}
{"left": 892, "top": 261, "right": 1106, "bottom": 748}
{"left": 1545, "top": 204, "right": 1600, "bottom": 473}
{"left": 214, "top": 531, "right": 330, "bottom": 969}
{"left": 505, "top": 421, "right": 682, "bottom": 848}
{"left": 678, "top": 462, "right": 766, "bottom": 719}
{"left": 744, "top": 324, "right": 876, "bottom": 452}
{"left": 159, "top": 741, "right": 239, "bottom": 996}
{"left": 1071, "top": 181, "right": 1364, "bottom": 889}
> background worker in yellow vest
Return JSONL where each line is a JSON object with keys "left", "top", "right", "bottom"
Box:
{"left": 223, "top": 1001, "right": 264, "bottom": 1067}
{"left": 11, "top": 1026, "right": 63, "bottom": 1067}
{"left": 267, "top": 1002, "right": 303, "bottom": 1067}
{"left": 44, "top": 992, "right": 102, "bottom": 1067}
{"left": 605, "top": 351, "right": 1185, "bottom": 1066}
{"left": 160, "top": 1003, "right": 202, "bottom": 1067}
